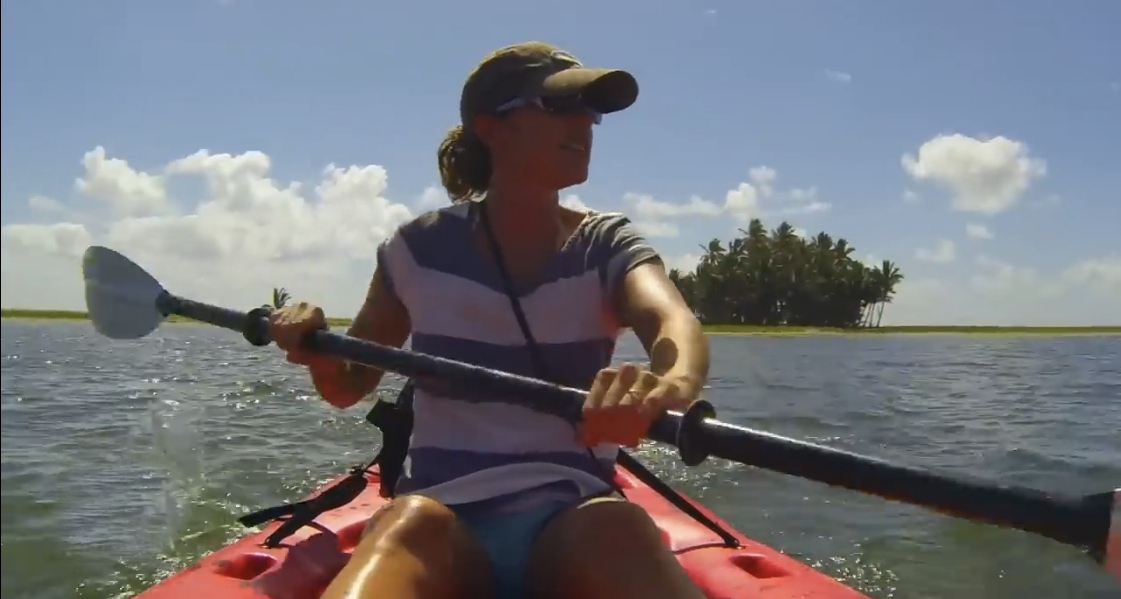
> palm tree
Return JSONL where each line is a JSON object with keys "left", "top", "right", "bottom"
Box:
{"left": 665, "top": 221, "right": 905, "bottom": 328}
{"left": 868, "top": 260, "right": 904, "bottom": 327}
{"left": 271, "top": 287, "right": 291, "bottom": 309}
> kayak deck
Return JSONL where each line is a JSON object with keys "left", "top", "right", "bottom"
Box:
{"left": 136, "top": 465, "right": 869, "bottom": 599}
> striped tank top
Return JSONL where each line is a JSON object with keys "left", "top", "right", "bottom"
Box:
{"left": 374, "top": 200, "right": 661, "bottom": 509}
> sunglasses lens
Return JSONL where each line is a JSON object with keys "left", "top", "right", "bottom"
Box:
{"left": 541, "top": 96, "right": 602, "bottom": 124}
{"left": 494, "top": 96, "right": 603, "bottom": 124}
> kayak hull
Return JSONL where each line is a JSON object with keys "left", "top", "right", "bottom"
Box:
{"left": 135, "top": 465, "right": 870, "bottom": 599}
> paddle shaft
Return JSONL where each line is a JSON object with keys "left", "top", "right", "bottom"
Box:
{"left": 156, "top": 291, "right": 1114, "bottom": 563}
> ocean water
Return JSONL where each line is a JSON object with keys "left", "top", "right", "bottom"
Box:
{"left": 2, "top": 320, "right": 1119, "bottom": 599}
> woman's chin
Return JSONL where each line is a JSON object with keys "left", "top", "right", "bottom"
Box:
{"left": 554, "top": 169, "right": 590, "bottom": 190}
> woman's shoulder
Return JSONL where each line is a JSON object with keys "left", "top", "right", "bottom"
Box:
{"left": 376, "top": 202, "right": 479, "bottom": 291}
{"left": 568, "top": 208, "right": 661, "bottom": 284}
{"left": 388, "top": 201, "right": 473, "bottom": 243}
{"left": 570, "top": 208, "right": 647, "bottom": 250}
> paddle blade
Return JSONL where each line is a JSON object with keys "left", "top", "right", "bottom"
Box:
{"left": 82, "top": 246, "right": 168, "bottom": 339}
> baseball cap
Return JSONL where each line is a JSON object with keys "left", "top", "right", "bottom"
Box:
{"left": 459, "top": 41, "right": 639, "bottom": 129}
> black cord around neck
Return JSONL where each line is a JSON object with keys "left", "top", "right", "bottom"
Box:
{"left": 475, "top": 200, "right": 740, "bottom": 548}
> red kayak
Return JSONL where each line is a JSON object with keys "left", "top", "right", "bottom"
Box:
{"left": 134, "top": 464, "right": 870, "bottom": 599}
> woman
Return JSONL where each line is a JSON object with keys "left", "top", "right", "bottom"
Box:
{"left": 269, "top": 41, "right": 711, "bottom": 599}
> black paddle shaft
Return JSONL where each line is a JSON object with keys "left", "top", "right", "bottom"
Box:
{"left": 155, "top": 292, "right": 1114, "bottom": 563}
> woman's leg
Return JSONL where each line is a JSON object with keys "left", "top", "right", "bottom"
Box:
{"left": 525, "top": 497, "right": 707, "bottom": 599}
{"left": 321, "top": 495, "right": 494, "bottom": 599}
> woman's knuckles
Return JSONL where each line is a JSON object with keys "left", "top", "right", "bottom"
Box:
{"left": 579, "top": 405, "right": 652, "bottom": 447}
{"left": 616, "top": 363, "right": 643, "bottom": 385}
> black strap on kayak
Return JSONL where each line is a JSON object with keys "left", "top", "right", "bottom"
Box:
{"left": 363, "top": 381, "right": 414, "bottom": 497}
{"left": 238, "top": 459, "right": 374, "bottom": 548}
{"left": 477, "top": 202, "right": 740, "bottom": 549}
{"left": 236, "top": 383, "right": 414, "bottom": 547}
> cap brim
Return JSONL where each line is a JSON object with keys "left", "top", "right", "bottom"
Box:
{"left": 538, "top": 68, "right": 638, "bottom": 114}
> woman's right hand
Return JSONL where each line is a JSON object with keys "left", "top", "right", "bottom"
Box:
{"left": 268, "top": 302, "right": 335, "bottom": 368}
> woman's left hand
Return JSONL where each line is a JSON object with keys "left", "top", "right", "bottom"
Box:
{"left": 577, "top": 363, "right": 700, "bottom": 448}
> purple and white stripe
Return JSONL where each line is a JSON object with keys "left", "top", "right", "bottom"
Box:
{"left": 376, "top": 200, "right": 660, "bottom": 506}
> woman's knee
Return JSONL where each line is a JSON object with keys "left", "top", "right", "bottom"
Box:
{"left": 361, "top": 494, "right": 465, "bottom": 549}
{"left": 325, "top": 495, "right": 492, "bottom": 599}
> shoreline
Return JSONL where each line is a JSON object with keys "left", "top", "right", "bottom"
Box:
{"left": 3, "top": 309, "right": 1118, "bottom": 336}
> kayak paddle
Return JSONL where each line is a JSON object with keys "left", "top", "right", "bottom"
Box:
{"left": 81, "top": 245, "right": 1119, "bottom": 580}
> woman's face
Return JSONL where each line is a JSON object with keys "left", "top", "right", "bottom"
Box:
{"left": 478, "top": 97, "right": 599, "bottom": 192}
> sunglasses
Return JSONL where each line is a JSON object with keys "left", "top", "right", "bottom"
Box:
{"left": 493, "top": 95, "right": 604, "bottom": 125}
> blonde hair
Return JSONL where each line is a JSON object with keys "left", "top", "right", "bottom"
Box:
{"left": 437, "top": 125, "right": 492, "bottom": 203}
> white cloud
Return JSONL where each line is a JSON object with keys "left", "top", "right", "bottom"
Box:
{"left": 723, "top": 182, "right": 761, "bottom": 220}
{"left": 416, "top": 185, "right": 448, "bottom": 210}
{"left": 1061, "top": 254, "right": 1121, "bottom": 292}
{"left": 700, "top": 174, "right": 773, "bottom": 224}
{"left": 901, "top": 133, "right": 1046, "bottom": 215}
{"left": 632, "top": 221, "right": 680, "bottom": 238}
{"left": 664, "top": 252, "right": 701, "bottom": 273}
{"left": 2, "top": 146, "right": 414, "bottom": 316}
{"left": 723, "top": 167, "right": 829, "bottom": 223}
{"left": 76, "top": 146, "right": 172, "bottom": 218}
{"left": 560, "top": 193, "right": 589, "bottom": 211}
{"left": 915, "top": 239, "right": 956, "bottom": 263}
{"left": 28, "top": 195, "right": 65, "bottom": 214}
{"left": 4, "top": 154, "right": 834, "bottom": 315}
{"left": 620, "top": 167, "right": 827, "bottom": 236}
{"left": 2, "top": 222, "right": 92, "bottom": 258}
{"left": 625, "top": 192, "right": 716, "bottom": 236}
{"left": 823, "top": 70, "right": 852, "bottom": 84}
{"left": 27, "top": 194, "right": 90, "bottom": 223}
{"left": 971, "top": 254, "right": 1047, "bottom": 295}
{"left": 886, "top": 253, "right": 1120, "bottom": 325}
{"left": 774, "top": 186, "right": 829, "bottom": 217}
{"left": 902, "top": 189, "right": 921, "bottom": 204}
{"left": 747, "top": 166, "right": 776, "bottom": 196}
{"left": 965, "top": 222, "right": 994, "bottom": 240}
{"left": 623, "top": 194, "right": 708, "bottom": 238}
{"left": 6, "top": 146, "right": 1113, "bottom": 327}
{"left": 626, "top": 192, "right": 721, "bottom": 220}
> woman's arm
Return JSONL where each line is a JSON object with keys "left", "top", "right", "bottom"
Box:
{"left": 310, "top": 263, "right": 412, "bottom": 408}
{"left": 617, "top": 261, "right": 710, "bottom": 409}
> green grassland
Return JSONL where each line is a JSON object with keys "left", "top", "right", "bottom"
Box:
{"left": 3, "top": 309, "right": 1118, "bottom": 336}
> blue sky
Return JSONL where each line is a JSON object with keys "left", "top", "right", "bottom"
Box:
{"left": 2, "top": 0, "right": 1119, "bottom": 324}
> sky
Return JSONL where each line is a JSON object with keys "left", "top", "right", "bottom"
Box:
{"left": 2, "top": 0, "right": 1119, "bottom": 325}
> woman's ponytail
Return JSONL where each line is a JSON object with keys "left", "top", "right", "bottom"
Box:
{"left": 437, "top": 125, "right": 492, "bottom": 203}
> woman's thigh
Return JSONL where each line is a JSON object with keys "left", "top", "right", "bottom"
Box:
{"left": 322, "top": 494, "right": 494, "bottom": 599}
{"left": 525, "top": 496, "right": 707, "bottom": 599}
